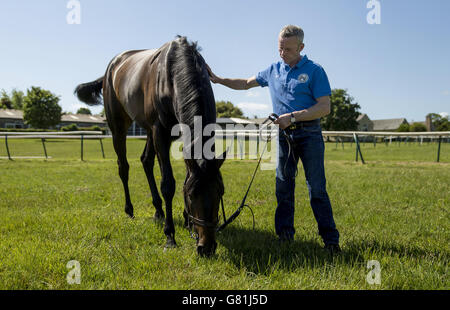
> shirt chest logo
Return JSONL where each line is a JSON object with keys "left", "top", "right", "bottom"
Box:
{"left": 298, "top": 73, "right": 309, "bottom": 83}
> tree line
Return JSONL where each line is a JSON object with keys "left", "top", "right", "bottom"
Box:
{"left": 2, "top": 87, "right": 447, "bottom": 131}
{"left": 1, "top": 87, "right": 94, "bottom": 129}
{"left": 217, "top": 89, "right": 449, "bottom": 131}
{"left": 215, "top": 89, "right": 363, "bottom": 130}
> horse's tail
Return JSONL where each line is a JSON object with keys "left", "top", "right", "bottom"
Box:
{"left": 74, "top": 77, "right": 104, "bottom": 106}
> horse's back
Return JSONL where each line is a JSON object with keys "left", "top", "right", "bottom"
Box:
{"left": 107, "top": 49, "right": 159, "bottom": 124}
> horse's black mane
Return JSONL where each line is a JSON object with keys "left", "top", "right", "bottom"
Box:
{"left": 168, "top": 36, "right": 216, "bottom": 127}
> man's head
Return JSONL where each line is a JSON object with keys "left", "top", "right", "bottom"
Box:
{"left": 278, "top": 25, "right": 305, "bottom": 67}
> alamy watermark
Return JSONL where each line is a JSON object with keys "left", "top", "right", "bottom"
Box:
{"left": 366, "top": 260, "right": 381, "bottom": 285}
{"left": 367, "top": 0, "right": 381, "bottom": 25}
{"left": 66, "top": 260, "right": 81, "bottom": 285}
{"left": 66, "top": 0, "right": 81, "bottom": 25}
{"left": 170, "top": 116, "right": 279, "bottom": 170}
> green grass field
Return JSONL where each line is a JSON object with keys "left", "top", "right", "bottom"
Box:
{"left": 0, "top": 138, "right": 449, "bottom": 289}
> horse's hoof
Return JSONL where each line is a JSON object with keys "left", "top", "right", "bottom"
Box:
{"left": 125, "top": 205, "right": 134, "bottom": 218}
{"left": 164, "top": 241, "right": 177, "bottom": 251}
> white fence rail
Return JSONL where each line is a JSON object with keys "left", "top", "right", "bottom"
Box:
{"left": 1, "top": 130, "right": 449, "bottom": 162}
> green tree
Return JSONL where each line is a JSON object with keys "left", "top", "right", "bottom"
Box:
{"left": 216, "top": 101, "right": 245, "bottom": 118}
{"left": 0, "top": 89, "right": 12, "bottom": 109}
{"left": 23, "top": 87, "right": 62, "bottom": 129}
{"left": 11, "top": 89, "right": 25, "bottom": 110}
{"left": 397, "top": 123, "right": 410, "bottom": 132}
{"left": 1, "top": 89, "right": 26, "bottom": 110}
{"left": 427, "top": 113, "right": 449, "bottom": 131}
{"left": 77, "top": 107, "right": 92, "bottom": 115}
{"left": 321, "top": 89, "right": 361, "bottom": 130}
{"left": 409, "top": 122, "right": 427, "bottom": 132}
{"left": 437, "top": 120, "right": 449, "bottom": 131}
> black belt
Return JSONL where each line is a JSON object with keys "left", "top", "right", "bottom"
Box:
{"left": 285, "top": 119, "right": 320, "bottom": 131}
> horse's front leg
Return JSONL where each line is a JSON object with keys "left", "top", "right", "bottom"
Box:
{"left": 154, "top": 128, "right": 177, "bottom": 249}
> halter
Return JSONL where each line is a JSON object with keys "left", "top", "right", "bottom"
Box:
{"left": 184, "top": 183, "right": 224, "bottom": 241}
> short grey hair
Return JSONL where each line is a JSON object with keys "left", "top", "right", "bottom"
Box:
{"left": 279, "top": 25, "right": 304, "bottom": 44}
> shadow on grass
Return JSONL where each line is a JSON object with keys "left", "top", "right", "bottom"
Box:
{"left": 216, "top": 226, "right": 362, "bottom": 274}
{"left": 343, "top": 238, "right": 445, "bottom": 261}
{"left": 215, "top": 225, "right": 441, "bottom": 275}
{"left": 164, "top": 217, "right": 442, "bottom": 274}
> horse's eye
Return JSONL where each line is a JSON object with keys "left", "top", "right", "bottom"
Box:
{"left": 187, "top": 189, "right": 197, "bottom": 201}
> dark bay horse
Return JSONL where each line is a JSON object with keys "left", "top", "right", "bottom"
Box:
{"left": 74, "top": 36, "right": 225, "bottom": 256}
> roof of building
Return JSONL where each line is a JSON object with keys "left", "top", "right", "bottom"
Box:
{"left": 61, "top": 114, "right": 105, "bottom": 123}
{"left": 252, "top": 118, "right": 270, "bottom": 124}
{"left": 356, "top": 113, "right": 370, "bottom": 122}
{"left": 216, "top": 117, "right": 254, "bottom": 124}
{"left": 0, "top": 109, "right": 23, "bottom": 119}
{"left": 0, "top": 109, "right": 105, "bottom": 123}
{"left": 372, "top": 118, "right": 408, "bottom": 131}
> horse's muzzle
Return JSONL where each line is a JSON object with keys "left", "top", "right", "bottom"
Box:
{"left": 197, "top": 241, "right": 217, "bottom": 257}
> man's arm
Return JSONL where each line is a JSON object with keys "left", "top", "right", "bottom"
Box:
{"left": 274, "top": 96, "right": 331, "bottom": 129}
{"left": 207, "top": 65, "right": 259, "bottom": 90}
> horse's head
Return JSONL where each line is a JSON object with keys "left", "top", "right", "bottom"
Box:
{"left": 184, "top": 154, "right": 225, "bottom": 257}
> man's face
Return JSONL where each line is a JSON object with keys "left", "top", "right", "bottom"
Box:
{"left": 278, "top": 36, "right": 304, "bottom": 66}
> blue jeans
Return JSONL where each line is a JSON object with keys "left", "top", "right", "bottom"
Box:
{"left": 275, "top": 124, "right": 339, "bottom": 245}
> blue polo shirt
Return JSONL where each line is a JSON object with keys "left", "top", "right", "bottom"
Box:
{"left": 256, "top": 55, "right": 331, "bottom": 116}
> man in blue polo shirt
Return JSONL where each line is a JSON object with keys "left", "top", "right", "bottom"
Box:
{"left": 207, "top": 25, "right": 340, "bottom": 254}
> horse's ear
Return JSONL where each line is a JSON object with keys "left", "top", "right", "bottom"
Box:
{"left": 185, "top": 159, "right": 198, "bottom": 174}
{"left": 215, "top": 151, "right": 226, "bottom": 169}
{"left": 195, "top": 159, "right": 208, "bottom": 172}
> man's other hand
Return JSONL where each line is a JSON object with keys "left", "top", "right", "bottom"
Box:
{"left": 206, "top": 64, "right": 220, "bottom": 84}
{"left": 274, "top": 113, "right": 291, "bottom": 130}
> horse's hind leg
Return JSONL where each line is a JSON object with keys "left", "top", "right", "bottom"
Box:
{"left": 104, "top": 84, "right": 134, "bottom": 218}
{"left": 112, "top": 132, "right": 134, "bottom": 218}
{"left": 141, "top": 133, "right": 165, "bottom": 221}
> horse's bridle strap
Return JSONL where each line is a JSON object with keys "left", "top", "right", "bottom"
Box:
{"left": 188, "top": 214, "right": 218, "bottom": 228}
{"left": 187, "top": 197, "right": 224, "bottom": 229}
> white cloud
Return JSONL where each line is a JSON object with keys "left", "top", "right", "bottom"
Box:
{"left": 68, "top": 102, "right": 87, "bottom": 111}
{"left": 236, "top": 102, "right": 272, "bottom": 118}
{"left": 439, "top": 112, "right": 448, "bottom": 118}
{"left": 245, "top": 90, "right": 261, "bottom": 98}
{"left": 66, "top": 102, "right": 102, "bottom": 114}
{"left": 237, "top": 102, "right": 270, "bottom": 111}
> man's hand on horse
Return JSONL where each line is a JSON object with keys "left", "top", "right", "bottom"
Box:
{"left": 206, "top": 64, "right": 219, "bottom": 84}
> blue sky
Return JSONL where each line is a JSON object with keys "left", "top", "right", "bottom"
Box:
{"left": 0, "top": 0, "right": 449, "bottom": 122}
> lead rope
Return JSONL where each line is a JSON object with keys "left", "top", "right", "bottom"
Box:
{"left": 283, "top": 131, "right": 298, "bottom": 179}
{"left": 217, "top": 115, "right": 276, "bottom": 232}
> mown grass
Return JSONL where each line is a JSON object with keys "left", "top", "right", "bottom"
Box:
{"left": 0, "top": 138, "right": 448, "bottom": 289}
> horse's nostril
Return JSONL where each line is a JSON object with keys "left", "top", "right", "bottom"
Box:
{"left": 197, "top": 243, "right": 216, "bottom": 257}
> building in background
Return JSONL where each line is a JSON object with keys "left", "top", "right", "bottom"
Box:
{"left": 356, "top": 113, "right": 373, "bottom": 131}
{"left": 0, "top": 109, "right": 106, "bottom": 130}
{"left": 3, "top": 109, "right": 430, "bottom": 134}
{"left": 371, "top": 118, "right": 409, "bottom": 131}
{"left": 58, "top": 113, "right": 106, "bottom": 129}
{"left": 0, "top": 109, "right": 28, "bottom": 129}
